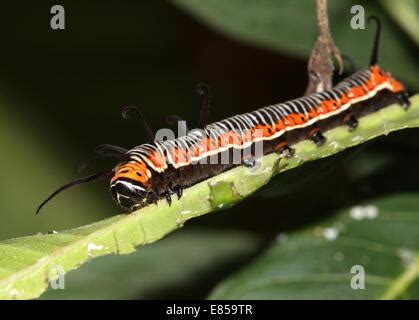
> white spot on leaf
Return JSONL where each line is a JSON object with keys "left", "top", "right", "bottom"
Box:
{"left": 328, "top": 141, "right": 342, "bottom": 150}
{"left": 398, "top": 248, "right": 414, "bottom": 267}
{"left": 323, "top": 228, "right": 339, "bottom": 241}
{"left": 351, "top": 135, "right": 363, "bottom": 143}
{"left": 176, "top": 217, "right": 184, "bottom": 227}
{"left": 350, "top": 205, "right": 379, "bottom": 220}
{"left": 87, "top": 242, "right": 104, "bottom": 257}
{"left": 9, "top": 288, "right": 20, "bottom": 298}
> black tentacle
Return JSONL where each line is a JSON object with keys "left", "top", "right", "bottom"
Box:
{"left": 36, "top": 170, "right": 114, "bottom": 215}
{"left": 78, "top": 144, "right": 129, "bottom": 173}
{"left": 121, "top": 106, "right": 155, "bottom": 141}
{"left": 368, "top": 16, "right": 381, "bottom": 66}
{"left": 196, "top": 83, "right": 211, "bottom": 129}
{"left": 95, "top": 144, "right": 128, "bottom": 155}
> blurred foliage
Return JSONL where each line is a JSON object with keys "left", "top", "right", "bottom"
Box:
{"left": 0, "top": 1, "right": 418, "bottom": 299}
{"left": 210, "top": 194, "right": 419, "bottom": 299}
{"left": 381, "top": 0, "right": 419, "bottom": 45}
{"left": 174, "top": 0, "right": 419, "bottom": 89}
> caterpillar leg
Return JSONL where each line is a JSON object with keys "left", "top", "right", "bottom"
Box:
{"left": 174, "top": 185, "right": 184, "bottom": 199}
{"left": 163, "top": 184, "right": 184, "bottom": 205}
{"left": 164, "top": 192, "right": 172, "bottom": 206}
{"left": 308, "top": 129, "right": 326, "bottom": 146}
{"left": 243, "top": 158, "right": 256, "bottom": 168}
{"left": 397, "top": 91, "right": 410, "bottom": 109}
{"left": 274, "top": 141, "right": 295, "bottom": 158}
{"left": 343, "top": 112, "right": 358, "bottom": 131}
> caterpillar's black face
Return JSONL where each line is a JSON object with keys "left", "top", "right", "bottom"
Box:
{"left": 110, "top": 178, "right": 148, "bottom": 211}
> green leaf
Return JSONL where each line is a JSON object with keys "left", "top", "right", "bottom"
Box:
{"left": 0, "top": 95, "right": 418, "bottom": 299}
{"left": 209, "top": 193, "right": 419, "bottom": 299}
{"left": 40, "top": 229, "right": 261, "bottom": 299}
{"left": 380, "top": 0, "right": 419, "bottom": 45}
{"left": 173, "top": 0, "right": 419, "bottom": 89}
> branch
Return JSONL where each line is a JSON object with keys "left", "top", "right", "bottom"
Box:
{"left": 305, "top": 0, "right": 343, "bottom": 95}
{"left": 0, "top": 95, "right": 418, "bottom": 299}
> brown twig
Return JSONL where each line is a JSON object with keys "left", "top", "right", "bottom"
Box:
{"left": 305, "top": 0, "right": 343, "bottom": 95}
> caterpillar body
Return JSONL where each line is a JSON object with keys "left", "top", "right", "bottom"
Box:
{"left": 110, "top": 65, "right": 408, "bottom": 211}
{"left": 36, "top": 17, "right": 410, "bottom": 214}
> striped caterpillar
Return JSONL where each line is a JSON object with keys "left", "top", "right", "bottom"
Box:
{"left": 37, "top": 17, "right": 410, "bottom": 214}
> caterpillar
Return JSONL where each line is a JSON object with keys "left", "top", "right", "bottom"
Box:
{"left": 36, "top": 17, "right": 410, "bottom": 214}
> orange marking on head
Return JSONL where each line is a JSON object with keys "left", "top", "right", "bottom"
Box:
{"left": 111, "top": 161, "right": 150, "bottom": 186}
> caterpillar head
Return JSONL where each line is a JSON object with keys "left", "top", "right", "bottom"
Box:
{"left": 35, "top": 144, "right": 152, "bottom": 215}
{"left": 110, "top": 161, "right": 152, "bottom": 211}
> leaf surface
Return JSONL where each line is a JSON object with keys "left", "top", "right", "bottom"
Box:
{"left": 40, "top": 229, "right": 261, "bottom": 299}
